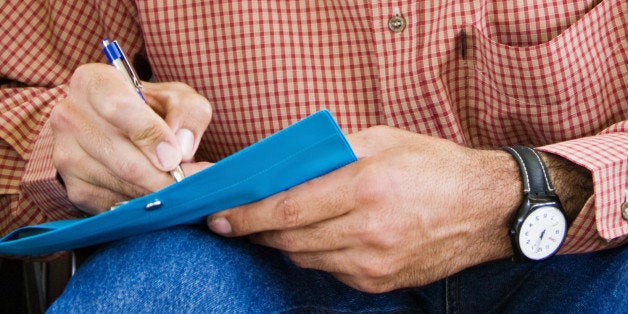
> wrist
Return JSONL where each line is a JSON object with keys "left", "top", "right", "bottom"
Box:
{"left": 502, "top": 146, "right": 573, "bottom": 261}
{"left": 462, "top": 149, "right": 522, "bottom": 262}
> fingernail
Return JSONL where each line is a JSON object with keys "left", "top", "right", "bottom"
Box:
{"left": 209, "top": 217, "right": 232, "bottom": 235}
{"left": 176, "top": 128, "right": 195, "bottom": 159}
{"left": 156, "top": 141, "right": 180, "bottom": 170}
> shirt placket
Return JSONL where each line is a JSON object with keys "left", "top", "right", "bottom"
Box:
{"left": 368, "top": 1, "right": 467, "bottom": 142}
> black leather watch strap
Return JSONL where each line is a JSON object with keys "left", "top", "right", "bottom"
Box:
{"left": 503, "top": 145, "right": 567, "bottom": 262}
{"left": 502, "top": 146, "right": 555, "bottom": 197}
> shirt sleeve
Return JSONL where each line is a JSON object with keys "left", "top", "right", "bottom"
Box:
{"left": 0, "top": 86, "right": 81, "bottom": 238}
{"left": 538, "top": 120, "right": 628, "bottom": 254}
{"left": 0, "top": 0, "right": 144, "bottom": 240}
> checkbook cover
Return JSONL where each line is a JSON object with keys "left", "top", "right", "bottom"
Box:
{"left": 0, "top": 110, "right": 357, "bottom": 256}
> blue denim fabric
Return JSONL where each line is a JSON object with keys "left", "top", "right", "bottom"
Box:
{"left": 48, "top": 226, "right": 627, "bottom": 313}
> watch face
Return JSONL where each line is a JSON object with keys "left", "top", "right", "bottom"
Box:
{"left": 518, "top": 206, "right": 567, "bottom": 260}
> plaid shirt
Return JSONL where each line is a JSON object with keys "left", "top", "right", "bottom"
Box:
{"left": 1, "top": 0, "right": 626, "bottom": 255}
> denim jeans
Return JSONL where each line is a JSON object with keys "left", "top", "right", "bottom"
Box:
{"left": 48, "top": 226, "right": 627, "bottom": 313}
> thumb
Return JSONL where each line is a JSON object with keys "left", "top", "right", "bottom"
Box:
{"left": 142, "top": 81, "right": 213, "bottom": 162}
{"left": 87, "top": 68, "right": 183, "bottom": 171}
{"left": 69, "top": 63, "right": 183, "bottom": 172}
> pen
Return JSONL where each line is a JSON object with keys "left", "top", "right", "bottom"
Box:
{"left": 101, "top": 39, "right": 186, "bottom": 182}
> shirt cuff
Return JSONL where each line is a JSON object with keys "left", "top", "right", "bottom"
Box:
{"left": 21, "top": 119, "right": 82, "bottom": 222}
{"left": 538, "top": 132, "right": 628, "bottom": 252}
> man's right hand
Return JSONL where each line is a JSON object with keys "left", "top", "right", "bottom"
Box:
{"left": 50, "top": 63, "right": 212, "bottom": 214}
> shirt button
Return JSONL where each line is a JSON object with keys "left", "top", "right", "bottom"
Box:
{"left": 622, "top": 202, "right": 628, "bottom": 220}
{"left": 388, "top": 15, "right": 406, "bottom": 33}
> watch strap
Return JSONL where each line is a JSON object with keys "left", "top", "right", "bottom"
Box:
{"left": 502, "top": 146, "right": 555, "bottom": 196}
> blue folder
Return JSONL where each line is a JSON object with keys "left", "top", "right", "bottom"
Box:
{"left": 0, "top": 110, "right": 357, "bottom": 256}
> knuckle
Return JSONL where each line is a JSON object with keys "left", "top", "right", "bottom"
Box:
{"left": 355, "top": 280, "right": 389, "bottom": 294}
{"left": 113, "top": 159, "right": 143, "bottom": 183}
{"left": 49, "top": 105, "right": 69, "bottom": 131}
{"left": 50, "top": 99, "right": 82, "bottom": 134}
{"left": 353, "top": 162, "right": 389, "bottom": 207}
{"left": 98, "top": 94, "right": 135, "bottom": 120}
{"left": 360, "top": 263, "right": 389, "bottom": 280}
{"left": 275, "top": 195, "right": 303, "bottom": 228}
{"left": 158, "top": 82, "right": 194, "bottom": 103}
{"left": 52, "top": 144, "right": 80, "bottom": 175}
{"left": 66, "top": 179, "right": 131, "bottom": 215}
{"left": 129, "top": 123, "right": 166, "bottom": 147}
{"left": 178, "top": 92, "right": 212, "bottom": 123}
{"left": 65, "top": 183, "right": 94, "bottom": 211}
{"left": 52, "top": 147, "right": 72, "bottom": 171}
{"left": 362, "top": 220, "right": 397, "bottom": 250}
{"left": 68, "top": 64, "right": 91, "bottom": 90}
{"left": 194, "top": 97, "right": 212, "bottom": 120}
{"left": 286, "top": 253, "right": 309, "bottom": 269}
{"left": 228, "top": 210, "right": 253, "bottom": 236}
{"left": 357, "top": 255, "right": 393, "bottom": 281}
{"left": 168, "top": 81, "right": 195, "bottom": 92}
{"left": 275, "top": 232, "right": 301, "bottom": 252}
{"left": 110, "top": 162, "right": 154, "bottom": 197}
{"left": 71, "top": 63, "right": 114, "bottom": 93}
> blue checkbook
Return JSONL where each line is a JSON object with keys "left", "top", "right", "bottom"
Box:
{"left": 0, "top": 110, "right": 357, "bottom": 256}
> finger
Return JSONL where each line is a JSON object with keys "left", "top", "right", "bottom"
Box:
{"left": 288, "top": 251, "right": 395, "bottom": 293}
{"left": 62, "top": 174, "right": 129, "bottom": 215}
{"left": 179, "top": 161, "right": 213, "bottom": 177}
{"left": 285, "top": 250, "right": 350, "bottom": 275}
{"left": 249, "top": 216, "right": 359, "bottom": 253}
{"left": 86, "top": 128, "right": 174, "bottom": 190}
{"left": 208, "top": 165, "right": 358, "bottom": 237}
{"left": 54, "top": 136, "right": 131, "bottom": 214}
{"left": 70, "top": 64, "right": 182, "bottom": 171}
{"left": 53, "top": 129, "right": 159, "bottom": 202}
{"left": 142, "top": 82, "right": 212, "bottom": 162}
{"left": 53, "top": 97, "right": 173, "bottom": 192}
{"left": 59, "top": 142, "right": 156, "bottom": 197}
{"left": 331, "top": 272, "right": 394, "bottom": 294}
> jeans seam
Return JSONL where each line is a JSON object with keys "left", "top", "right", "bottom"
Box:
{"left": 445, "top": 276, "right": 460, "bottom": 314}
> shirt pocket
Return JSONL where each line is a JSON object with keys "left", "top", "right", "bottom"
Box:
{"left": 451, "top": 0, "right": 628, "bottom": 147}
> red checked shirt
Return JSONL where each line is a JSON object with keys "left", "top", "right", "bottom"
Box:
{"left": 1, "top": 0, "right": 626, "bottom": 255}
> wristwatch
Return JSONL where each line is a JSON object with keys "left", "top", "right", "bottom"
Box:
{"left": 502, "top": 146, "right": 568, "bottom": 261}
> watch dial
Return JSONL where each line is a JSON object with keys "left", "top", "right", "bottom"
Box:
{"left": 518, "top": 206, "right": 567, "bottom": 260}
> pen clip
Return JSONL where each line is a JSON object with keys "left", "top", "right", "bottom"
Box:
{"left": 101, "top": 39, "right": 143, "bottom": 91}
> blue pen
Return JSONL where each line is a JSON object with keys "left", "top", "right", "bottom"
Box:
{"left": 101, "top": 39, "right": 146, "bottom": 100}
{"left": 101, "top": 39, "right": 185, "bottom": 182}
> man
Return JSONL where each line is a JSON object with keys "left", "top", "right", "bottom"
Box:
{"left": 1, "top": 0, "right": 626, "bottom": 312}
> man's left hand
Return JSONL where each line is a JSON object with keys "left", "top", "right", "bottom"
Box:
{"left": 208, "top": 126, "right": 521, "bottom": 293}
